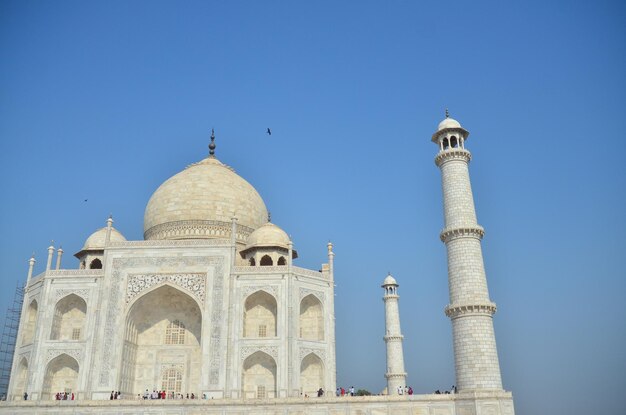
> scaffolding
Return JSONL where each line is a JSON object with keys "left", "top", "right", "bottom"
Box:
{"left": 0, "top": 282, "right": 24, "bottom": 399}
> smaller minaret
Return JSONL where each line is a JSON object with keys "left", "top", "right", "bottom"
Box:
{"left": 105, "top": 215, "right": 114, "bottom": 246}
{"left": 230, "top": 216, "right": 238, "bottom": 266}
{"left": 55, "top": 246, "right": 63, "bottom": 270}
{"left": 382, "top": 273, "right": 407, "bottom": 395}
{"left": 45, "top": 242, "right": 55, "bottom": 272}
{"left": 26, "top": 255, "right": 36, "bottom": 285}
{"left": 327, "top": 242, "right": 334, "bottom": 281}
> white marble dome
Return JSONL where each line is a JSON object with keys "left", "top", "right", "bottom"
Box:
{"left": 382, "top": 273, "right": 398, "bottom": 286}
{"left": 437, "top": 117, "right": 462, "bottom": 131}
{"left": 82, "top": 227, "right": 126, "bottom": 250}
{"left": 245, "top": 222, "right": 290, "bottom": 251}
{"left": 144, "top": 156, "right": 268, "bottom": 240}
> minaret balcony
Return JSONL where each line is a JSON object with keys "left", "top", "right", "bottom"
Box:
{"left": 445, "top": 302, "right": 497, "bottom": 318}
{"left": 435, "top": 148, "right": 472, "bottom": 167}
{"left": 440, "top": 226, "right": 485, "bottom": 243}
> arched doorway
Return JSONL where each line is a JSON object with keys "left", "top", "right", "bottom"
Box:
{"left": 300, "top": 353, "right": 324, "bottom": 397}
{"left": 243, "top": 291, "right": 277, "bottom": 338}
{"left": 300, "top": 294, "right": 324, "bottom": 340}
{"left": 50, "top": 294, "right": 86, "bottom": 341}
{"left": 21, "top": 300, "right": 38, "bottom": 344}
{"left": 242, "top": 351, "right": 277, "bottom": 399}
{"left": 42, "top": 354, "right": 79, "bottom": 399}
{"left": 120, "top": 285, "right": 202, "bottom": 396}
{"left": 13, "top": 357, "right": 28, "bottom": 400}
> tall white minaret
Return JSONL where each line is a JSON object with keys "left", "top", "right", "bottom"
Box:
{"left": 432, "top": 111, "right": 503, "bottom": 391}
{"left": 382, "top": 273, "right": 407, "bottom": 395}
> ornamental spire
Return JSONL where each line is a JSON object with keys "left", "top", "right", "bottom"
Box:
{"left": 445, "top": 108, "right": 450, "bottom": 118}
{"left": 209, "top": 128, "right": 216, "bottom": 157}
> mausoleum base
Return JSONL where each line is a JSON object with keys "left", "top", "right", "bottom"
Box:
{"left": 0, "top": 391, "right": 514, "bottom": 415}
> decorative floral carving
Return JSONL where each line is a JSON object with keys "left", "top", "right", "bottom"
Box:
{"left": 242, "top": 285, "right": 278, "bottom": 299}
{"left": 46, "top": 348, "right": 82, "bottom": 364}
{"left": 240, "top": 346, "right": 278, "bottom": 362}
{"left": 299, "top": 347, "right": 325, "bottom": 362}
{"left": 143, "top": 220, "right": 254, "bottom": 243}
{"left": 126, "top": 273, "right": 206, "bottom": 304}
{"left": 299, "top": 288, "right": 325, "bottom": 303}
{"left": 54, "top": 289, "right": 89, "bottom": 302}
{"left": 99, "top": 255, "right": 224, "bottom": 387}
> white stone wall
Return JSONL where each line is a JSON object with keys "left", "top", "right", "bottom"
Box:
{"left": 9, "top": 240, "right": 336, "bottom": 402}
{"left": 0, "top": 391, "right": 516, "bottom": 415}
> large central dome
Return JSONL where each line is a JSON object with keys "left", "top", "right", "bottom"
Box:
{"left": 144, "top": 156, "right": 268, "bottom": 241}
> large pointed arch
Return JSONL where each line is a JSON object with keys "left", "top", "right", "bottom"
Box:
{"left": 50, "top": 294, "right": 86, "bottom": 341}
{"left": 242, "top": 351, "right": 277, "bottom": 399}
{"left": 42, "top": 353, "right": 79, "bottom": 399}
{"left": 300, "top": 294, "right": 324, "bottom": 341}
{"left": 21, "top": 299, "right": 38, "bottom": 344}
{"left": 243, "top": 290, "right": 277, "bottom": 338}
{"left": 13, "top": 356, "right": 28, "bottom": 400}
{"left": 300, "top": 353, "right": 324, "bottom": 397}
{"left": 119, "top": 284, "right": 202, "bottom": 396}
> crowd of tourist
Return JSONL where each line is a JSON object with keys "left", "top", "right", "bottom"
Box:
{"left": 140, "top": 390, "right": 197, "bottom": 400}
{"left": 54, "top": 392, "right": 74, "bottom": 400}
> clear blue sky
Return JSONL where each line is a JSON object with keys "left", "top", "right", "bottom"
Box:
{"left": 1, "top": 1, "right": 625, "bottom": 413}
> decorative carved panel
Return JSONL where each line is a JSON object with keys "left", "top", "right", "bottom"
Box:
{"left": 126, "top": 273, "right": 206, "bottom": 304}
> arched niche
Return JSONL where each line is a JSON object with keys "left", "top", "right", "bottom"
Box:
{"left": 50, "top": 294, "right": 86, "bottom": 341}
{"left": 42, "top": 354, "right": 79, "bottom": 399}
{"left": 13, "top": 357, "right": 28, "bottom": 400}
{"left": 243, "top": 291, "right": 277, "bottom": 338}
{"left": 119, "top": 285, "right": 202, "bottom": 396}
{"left": 260, "top": 255, "right": 273, "bottom": 266}
{"left": 300, "top": 353, "right": 324, "bottom": 397}
{"left": 21, "top": 300, "right": 38, "bottom": 344}
{"left": 89, "top": 258, "right": 102, "bottom": 269}
{"left": 299, "top": 294, "right": 324, "bottom": 341}
{"left": 242, "top": 351, "right": 276, "bottom": 399}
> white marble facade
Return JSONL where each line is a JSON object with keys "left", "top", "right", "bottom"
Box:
{"left": 7, "top": 146, "right": 336, "bottom": 401}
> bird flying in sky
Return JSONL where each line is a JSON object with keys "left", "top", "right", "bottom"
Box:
{"left": 266, "top": 128, "right": 271, "bottom": 135}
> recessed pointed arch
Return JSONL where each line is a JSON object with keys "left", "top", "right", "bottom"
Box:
{"left": 260, "top": 255, "right": 273, "bottom": 266}
{"left": 120, "top": 285, "right": 202, "bottom": 396}
{"left": 21, "top": 300, "right": 38, "bottom": 344}
{"left": 243, "top": 290, "right": 277, "bottom": 338}
{"left": 300, "top": 294, "right": 324, "bottom": 341}
{"left": 13, "top": 357, "right": 28, "bottom": 399}
{"left": 300, "top": 353, "right": 324, "bottom": 397}
{"left": 50, "top": 294, "right": 86, "bottom": 341}
{"left": 242, "top": 351, "right": 277, "bottom": 399}
{"left": 89, "top": 258, "right": 102, "bottom": 269}
{"left": 42, "top": 353, "right": 79, "bottom": 399}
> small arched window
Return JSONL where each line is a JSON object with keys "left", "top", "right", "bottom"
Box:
{"left": 165, "top": 320, "right": 185, "bottom": 345}
{"left": 450, "top": 136, "right": 458, "bottom": 148}
{"left": 249, "top": 257, "right": 256, "bottom": 266}
{"left": 443, "top": 137, "right": 450, "bottom": 150}
{"left": 260, "top": 255, "right": 273, "bottom": 266}
{"left": 277, "top": 256, "right": 286, "bottom": 266}
{"left": 89, "top": 258, "right": 102, "bottom": 269}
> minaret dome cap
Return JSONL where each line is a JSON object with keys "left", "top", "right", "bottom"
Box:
{"left": 382, "top": 273, "right": 398, "bottom": 287}
{"left": 431, "top": 115, "right": 470, "bottom": 143}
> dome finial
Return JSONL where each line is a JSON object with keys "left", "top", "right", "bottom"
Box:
{"left": 209, "top": 128, "right": 216, "bottom": 157}
{"left": 445, "top": 108, "right": 450, "bottom": 118}
{"left": 268, "top": 211, "right": 272, "bottom": 223}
